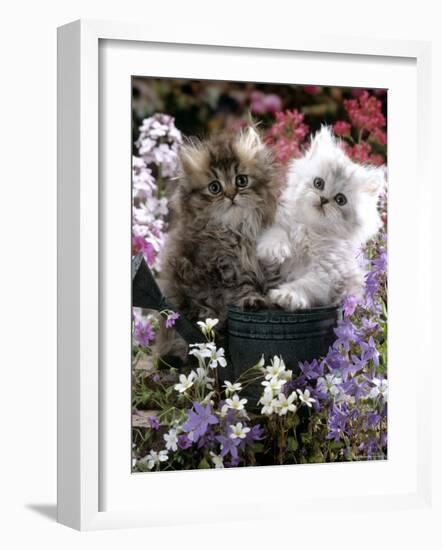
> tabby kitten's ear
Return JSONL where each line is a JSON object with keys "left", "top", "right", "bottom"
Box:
{"left": 234, "top": 126, "right": 267, "bottom": 164}
{"left": 178, "top": 139, "right": 209, "bottom": 175}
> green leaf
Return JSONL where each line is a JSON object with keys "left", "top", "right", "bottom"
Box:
{"left": 197, "top": 457, "right": 211, "bottom": 469}
{"left": 300, "top": 432, "right": 312, "bottom": 444}
{"left": 287, "top": 436, "right": 298, "bottom": 452}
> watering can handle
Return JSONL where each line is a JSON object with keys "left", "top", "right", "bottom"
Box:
{"left": 132, "top": 253, "right": 204, "bottom": 345}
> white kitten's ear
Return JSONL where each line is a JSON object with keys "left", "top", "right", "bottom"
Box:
{"left": 235, "top": 126, "right": 266, "bottom": 163}
{"left": 360, "top": 165, "right": 387, "bottom": 197}
{"left": 179, "top": 140, "right": 208, "bottom": 175}
{"left": 307, "top": 125, "right": 337, "bottom": 158}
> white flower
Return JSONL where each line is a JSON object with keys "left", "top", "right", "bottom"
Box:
{"left": 369, "top": 378, "right": 388, "bottom": 400}
{"left": 297, "top": 388, "right": 316, "bottom": 408}
{"left": 197, "top": 318, "right": 219, "bottom": 336}
{"left": 229, "top": 422, "right": 251, "bottom": 440}
{"left": 145, "top": 449, "right": 169, "bottom": 470}
{"left": 223, "top": 381, "right": 243, "bottom": 394}
{"left": 219, "top": 403, "right": 229, "bottom": 418}
{"left": 256, "top": 355, "right": 266, "bottom": 368}
{"left": 189, "top": 342, "right": 216, "bottom": 361}
{"left": 194, "top": 367, "right": 215, "bottom": 389}
{"left": 261, "top": 377, "right": 286, "bottom": 396}
{"left": 200, "top": 393, "right": 215, "bottom": 405}
{"left": 265, "top": 356, "right": 287, "bottom": 379}
{"left": 259, "top": 391, "right": 278, "bottom": 415}
{"left": 174, "top": 372, "right": 196, "bottom": 393}
{"left": 209, "top": 451, "right": 224, "bottom": 469}
{"left": 317, "top": 374, "right": 342, "bottom": 397}
{"left": 225, "top": 394, "right": 248, "bottom": 411}
{"left": 208, "top": 347, "right": 227, "bottom": 369}
{"left": 136, "top": 114, "right": 183, "bottom": 178}
{"left": 275, "top": 392, "right": 298, "bottom": 416}
{"left": 341, "top": 393, "right": 356, "bottom": 405}
{"left": 279, "top": 369, "right": 293, "bottom": 382}
{"left": 132, "top": 156, "right": 156, "bottom": 200}
{"left": 163, "top": 429, "right": 179, "bottom": 452}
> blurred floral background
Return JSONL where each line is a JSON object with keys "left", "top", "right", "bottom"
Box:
{"left": 132, "top": 78, "right": 387, "bottom": 163}
{"left": 131, "top": 78, "right": 388, "bottom": 471}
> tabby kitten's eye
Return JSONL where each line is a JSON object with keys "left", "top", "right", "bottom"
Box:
{"left": 334, "top": 193, "right": 347, "bottom": 206}
{"left": 235, "top": 174, "right": 249, "bottom": 188}
{"left": 313, "top": 177, "right": 325, "bottom": 190}
{"left": 208, "top": 180, "right": 222, "bottom": 195}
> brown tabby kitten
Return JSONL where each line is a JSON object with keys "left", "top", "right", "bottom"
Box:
{"left": 158, "top": 126, "right": 281, "bottom": 359}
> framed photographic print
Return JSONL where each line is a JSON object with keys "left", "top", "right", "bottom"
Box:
{"left": 57, "top": 19, "right": 432, "bottom": 530}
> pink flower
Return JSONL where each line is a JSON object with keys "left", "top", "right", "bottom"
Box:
{"left": 250, "top": 91, "right": 266, "bottom": 114}
{"left": 342, "top": 142, "right": 384, "bottom": 166}
{"left": 303, "top": 85, "right": 321, "bottom": 95}
{"left": 250, "top": 91, "right": 282, "bottom": 114}
{"left": 370, "top": 127, "right": 387, "bottom": 146}
{"left": 333, "top": 121, "right": 352, "bottom": 137}
{"left": 344, "top": 91, "right": 385, "bottom": 133}
{"left": 132, "top": 235, "right": 156, "bottom": 266}
{"left": 350, "top": 88, "right": 366, "bottom": 98}
{"left": 264, "top": 94, "right": 283, "bottom": 113}
{"left": 334, "top": 92, "right": 386, "bottom": 165}
{"left": 266, "top": 109, "right": 309, "bottom": 164}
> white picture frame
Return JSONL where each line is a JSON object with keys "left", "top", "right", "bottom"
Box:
{"left": 57, "top": 19, "right": 432, "bottom": 531}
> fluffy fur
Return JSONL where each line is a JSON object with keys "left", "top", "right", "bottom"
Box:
{"left": 257, "top": 126, "right": 385, "bottom": 310}
{"left": 158, "top": 127, "right": 281, "bottom": 357}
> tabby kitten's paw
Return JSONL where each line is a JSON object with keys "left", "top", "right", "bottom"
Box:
{"left": 238, "top": 294, "right": 268, "bottom": 311}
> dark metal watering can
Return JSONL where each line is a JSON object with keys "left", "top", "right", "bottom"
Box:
{"left": 132, "top": 253, "right": 203, "bottom": 345}
{"left": 132, "top": 252, "right": 341, "bottom": 402}
{"left": 132, "top": 252, "right": 341, "bottom": 368}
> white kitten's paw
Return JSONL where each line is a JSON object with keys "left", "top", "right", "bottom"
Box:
{"left": 268, "top": 288, "right": 309, "bottom": 311}
{"left": 257, "top": 240, "right": 291, "bottom": 264}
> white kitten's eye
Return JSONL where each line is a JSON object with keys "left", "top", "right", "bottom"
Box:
{"left": 313, "top": 177, "right": 325, "bottom": 190}
{"left": 235, "top": 174, "right": 249, "bottom": 188}
{"left": 334, "top": 193, "right": 347, "bottom": 206}
{"left": 208, "top": 180, "right": 222, "bottom": 195}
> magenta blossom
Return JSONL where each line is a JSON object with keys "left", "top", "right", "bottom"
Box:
{"left": 147, "top": 416, "right": 160, "bottom": 430}
{"left": 344, "top": 91, "right": 385, "bottom": 133}
{"left": 303, "top": 85, "right": 321, "bottom": 95}
{"left": 250, "top": 91, "right": 282, "bottom": 114}
{"left": 132, "top": 235, "right": 156, "bottom": 266}
{"left": 165, "top": 311, "right": 180, "bottom": 328}
{"left": 134, "top": 319, "right": 155, "bottom": 347}
{"left": 266, "top": 109, "right": 309, "bottom": 164}
{"left": 333, "top": 121, "right": 351, "bottom": 137}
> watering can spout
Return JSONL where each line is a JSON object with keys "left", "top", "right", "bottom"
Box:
{"left": 132, "top": 253, "right": 203, "bottom": 345}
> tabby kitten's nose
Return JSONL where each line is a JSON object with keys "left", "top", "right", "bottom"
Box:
{"left": 320, "top": 196, "right": 329, "bottom": 206}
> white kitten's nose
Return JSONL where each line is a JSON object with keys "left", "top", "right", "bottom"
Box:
{"left": 320, "top": 196, "right": 329, "bottom": 206}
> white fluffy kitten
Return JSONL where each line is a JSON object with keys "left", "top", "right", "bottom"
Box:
{"left": 257, "top": 126, "right": 385, "bottom": 310}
